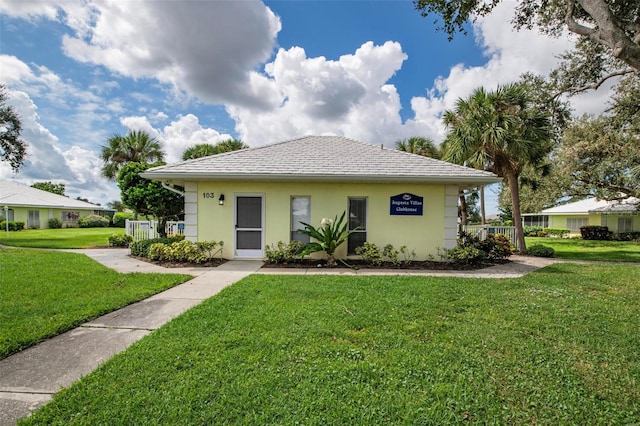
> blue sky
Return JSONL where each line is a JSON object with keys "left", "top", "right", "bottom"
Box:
{"left": 0, "top": 0, "right": 610, "bottom": 212}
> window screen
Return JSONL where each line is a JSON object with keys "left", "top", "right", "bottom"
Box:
{"left": 291, "top": 196, "right": 310, "bottom": 243}
{"left": 348, "top": 198, "right": 367, "bottom": 254}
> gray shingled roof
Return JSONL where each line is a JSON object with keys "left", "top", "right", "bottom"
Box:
{"left": 0, "top": 180, "right": 103, "bottom": 210}
{"left": 141, "top": 136, "right": 501, "bottom": 185}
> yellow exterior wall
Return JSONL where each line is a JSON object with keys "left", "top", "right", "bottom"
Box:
{"left": 193, "top": 181, "right": 447, "bottom": 260}
{"left": 549, "top": 214, "right": 599, "bottom": 234}
{"left": 4, "top": 207, "right": 96, "bottom": 229}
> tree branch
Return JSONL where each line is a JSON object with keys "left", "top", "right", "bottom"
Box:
{"left": 565, "top": 0, "right": 595, "bottom": 37}
{"left": 552, "top": 69, "right": 636, "bottom": 99}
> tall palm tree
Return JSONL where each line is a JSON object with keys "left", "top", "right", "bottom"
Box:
{"left": 182, "top": 139, "right": 249, "bottom": 160}
{"left": 443, "top": 83, "right": 552, "bottom": 253}
{"left": 101, "top": 130, "right": 164, "bottom": 180}
{"left": 395, "top": 136, "right": 441, "bottom": 159}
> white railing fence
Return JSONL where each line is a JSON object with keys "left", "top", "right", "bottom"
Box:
{"left": 125, "top": 219, "right": 185, "bottom": 241}
{"left": 462, "top": 224, "right": 519, "bottom": 251}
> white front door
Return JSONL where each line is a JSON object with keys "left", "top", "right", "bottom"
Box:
{"left": 235, "top": 195, "right": 264, "bottom": 258}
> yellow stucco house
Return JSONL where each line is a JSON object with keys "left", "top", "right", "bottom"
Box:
{"left": 141, "top": 136, "right": 501, "bottom": 260}
{"left": 0, "top": 180, "right": 106, "bottom": 228}
{"left": 522, "top": 197, "right": 640, "bottom": 235}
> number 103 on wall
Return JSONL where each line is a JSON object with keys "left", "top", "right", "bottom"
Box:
{"left": 202, "top": 192, "right": 215, "bottom": 199}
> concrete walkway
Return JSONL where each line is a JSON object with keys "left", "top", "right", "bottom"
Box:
{"left": 0, "top": 249, "right": 558, "bottom": 425}
{"left": 0, "top": 250, "right": 263, "bottom": 426}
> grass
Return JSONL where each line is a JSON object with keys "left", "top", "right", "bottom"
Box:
{"left": 526, "top": 236, "right": 640, "bottom": 262}
{"left": 0, "top": 227, "right": 125, "bottom": 249}
{"left": 23, "top": 264, "right": 640, "bottom": 425}
{"left": 0, "top": 248, "right": 192, "bottom": 359}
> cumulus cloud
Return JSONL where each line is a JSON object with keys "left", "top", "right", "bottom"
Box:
{"left": 0, "top": 88, "right": 119, "bottom": 204}
{"left": 42, "top": 0, "right": 282, "bottom": 109}
{"left": 229, "top": 41, "right": 408, "bottom": 145}
{"left": 120, "top": 114, "right": 233, "bottom": 163}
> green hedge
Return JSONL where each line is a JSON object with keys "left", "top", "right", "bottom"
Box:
{"left": 112, "top": 212, "right": 135, "bottom": 228}
{"left": 130, "top": 235, "right": 185, "bottom": 257}
{"left": 580, "top": 226, "right": 611, "bottom": 240}
{"left": 0, "top": 221, "right": 25, "bottom": 231}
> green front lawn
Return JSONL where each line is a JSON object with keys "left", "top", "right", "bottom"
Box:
{"left": 0, "top": 249, "right": 191, "bottom": 359}
{"left": 0, "top": 227, "right": 125, "bottom": 249}
{"left": 24, "top": 265, "right": 640, "bottom": 424}
{"left": 526, "top": 237, "right": 640, "bottom": 262}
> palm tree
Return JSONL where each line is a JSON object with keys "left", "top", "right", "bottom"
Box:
{"left": 182, "top": 143, "right": 218, "bottom": 160}
{"left": 182, "top": 139, "right": 249, "bottom": 160}
{"left": 101, "top": 130, "right": 164, "bottom": 180}
{"left": 395, "top": 136, "right": 441, "bottom": 159}
{"left": 442, "top": 83, "right": 552, "bottom": 253}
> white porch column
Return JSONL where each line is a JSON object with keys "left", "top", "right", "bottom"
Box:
{"left": 183, "top": 182, "right": 198, "bottom": 242}
{"left": 444, "top": 185, "right": 459, "bottom": 249}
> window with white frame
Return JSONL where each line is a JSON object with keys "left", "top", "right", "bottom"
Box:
{"left": 566, "top": 217, "right": 588, "bottom": 231}
{"left": 523, "top": 215, "right": 549, "bottom": 228}
{"left": 28, "top": 210, "right": 40, "bottom": 228}
{"left": 291, "top": 196, "right": 310, "bottom": 243}
{"left": 62, "top": 211, "right": 80, "bottom": 223}
{"left": 347, "top": 197, "right": 367, "bottom": 255}
{"left": 618, "top": 217, "right": 633, "bottom": 232}
{"left": 1, "top": 209, "right": 14, "bottom": 221}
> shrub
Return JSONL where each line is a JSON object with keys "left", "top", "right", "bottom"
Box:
{"left": 78, "top": 214, "right": 110, "bottom": 228}
{"left": 458, "top": 231, "right": 512, "bottom": 260}
{"left": 580, "top": 225, "right": 612, "bottom": 240}
{"left": 48, "top": 217, "right": 62, "bottom": 229}
{"left": 477, "top": 234, "right": 513, "bottom": 259}
{"left": 299, "top": 212, "right": 359, "bottom": 266}
{"left": 108, "top": 234, "right": 133, "bottom": 247}
{"left": 196, "top": 241, "right": 225, "bottom": 260}
{"left": 527, "top": 244, "right": 555, "bottom": 257}
{"left": 0, "top": 221, "right": 25, "bottom": 231}
{"left": 111, "top": 212, "right": 135, "bottom": 228}
{"left": 443, "top": 246, "right": 486, "bottom": 265}
{"left": 130, "top": 235, "right": 185, "bottom": 257}
{"left": 356, "top": 242, "right": 383, "bottom": 266}
{"left": 613, "top": 231, "right": 640, "bottom": 242}
{"left": 265, "top": 240, "right": 304, "bottom": 264}
{"left": 148, "top": 243, "right": 172, "bottom": 261}
{"left": 523, "top": 226, "right": 543, "bottom": 237}
{"left": 382, "top": 244, "right": 417, "bottom": 267}
{"left": 544, "top": 228, "right": 570, "bottom": 238}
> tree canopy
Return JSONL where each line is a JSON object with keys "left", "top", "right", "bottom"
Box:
{"left": 31, "top": 181, "right": 66, "bottom": 196}
{"left": 102, "top": 130, "right": 164, "bottom": 180}
{"left": 0, "top": 85, "right": 27, "bottom": 172}
{"left": 394, "top": 136, "right": 441, "bottom": 159}
{"left": 182, "top": 139, "right": 249, "bottom": 161}
{"left": 443, "top": 83, "right": 552, "bottom": 252}
{"left": 414, "top": 0, "right": 640, "bottom": 99}
{"left": 117, "top": 162, "right": 183, "bottom": 237}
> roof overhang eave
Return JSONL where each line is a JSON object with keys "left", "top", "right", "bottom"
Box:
{"left": 140, "top": 172, "right": 501, "bottom": 185}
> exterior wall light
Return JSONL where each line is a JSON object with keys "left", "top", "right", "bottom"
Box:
{"left": 218, "top": 194, "right": 225, "bottom": 205}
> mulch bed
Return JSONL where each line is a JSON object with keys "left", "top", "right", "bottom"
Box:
{"left": 130, "top": 255, "right": 510, "bottom": 270}
{"left": 261, "top": 258, "right": 510, "bottom": 270}
{"left": 129, "top": 255, "right": 227, "bottom": 268}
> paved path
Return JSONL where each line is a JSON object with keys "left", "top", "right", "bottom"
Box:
{"left": 0, "top": 250, "right": 262, "bottom": 426}
{"left": 0, "top": 249, "right": 559, "bottom": 425}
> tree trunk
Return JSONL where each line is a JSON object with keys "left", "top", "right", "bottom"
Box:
{"left": 158, "top": 217, "right": 167, "bottom": 238}
{"left": 506, "top": 171, "right": 527, "bottom": 254}
{"left": 459, "top": 193, "right": 467, "bottom": 226}
{"left": 480, "top": 186, "right": 486, "bottom": 225}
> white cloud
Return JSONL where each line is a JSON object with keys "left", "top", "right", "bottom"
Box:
{"left": 228, "top": 41, "right": 408, "bottom": 145}
{"left": 0, "top": 88, "right": 119, "bottom": 205}
{"left": 50, "top": 0, "right": 282, "bottom": 109}
{"left": 120, "top": 114, "right": 233, "bottom": 163}
{"left": 0, "top": 0, "right": 60, "bottom": 20}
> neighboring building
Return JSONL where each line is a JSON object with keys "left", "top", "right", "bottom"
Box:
{"left": 0, "top": 180, "right": 107, "bottom": 228}
{"left": 522, "top": 197, "right": 640, "bottom": 234}
{"left": 141, "top": 136, "right": 501, "bottom": 260}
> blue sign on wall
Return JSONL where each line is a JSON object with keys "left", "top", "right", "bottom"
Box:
{"left": 390, "top": 193, "right": 423, "bottom": 216}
